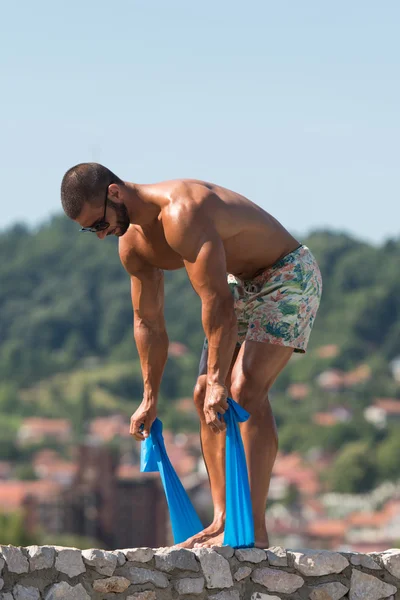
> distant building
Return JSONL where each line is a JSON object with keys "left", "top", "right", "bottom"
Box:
{"left": 364, "top": 398, "right": 400, "bottom": 428}
{"left": 287, "top": 383, "right": 310, "bottom": 400}
{"left": 17, "top": 418, "right": 72, "bottom": 446}
{"left": 1, "top": 444, "right": 169, "bottom": 549}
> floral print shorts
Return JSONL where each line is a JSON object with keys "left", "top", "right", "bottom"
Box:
{"left": 203, "top": 245, "right": 322, "bottom": 355}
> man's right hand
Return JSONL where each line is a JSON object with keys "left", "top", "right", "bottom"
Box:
{"left": 130, "top": 400, "right": 157, "bottom": 441}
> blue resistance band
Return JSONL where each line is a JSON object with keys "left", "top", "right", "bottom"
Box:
{"left": 140, "top": 398, "right": 254, "bottom": 548}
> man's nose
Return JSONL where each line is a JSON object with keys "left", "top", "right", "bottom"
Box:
{"left": 96, "top": 230, "right": 108, "bottom": 240}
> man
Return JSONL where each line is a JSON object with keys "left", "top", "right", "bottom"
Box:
{"left": 61, "top": 162, "right": 322, "bottom": 549}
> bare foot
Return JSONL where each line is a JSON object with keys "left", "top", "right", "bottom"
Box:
{"left": 194, "top": 531, "right": 270, "bottom": 549}
{"left": 174, "top": 522, "right": 225, "bottom": 549}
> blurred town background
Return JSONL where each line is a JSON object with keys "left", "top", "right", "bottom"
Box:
{"left": 1, "top": 219, "right": 400, "bottom": 552}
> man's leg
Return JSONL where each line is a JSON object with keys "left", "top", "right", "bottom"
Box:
{"left": 198, "top": 340, "right": 293, "bottom": 548}
{"left": 177, "top": 344, "right": 240, "bottom": 549}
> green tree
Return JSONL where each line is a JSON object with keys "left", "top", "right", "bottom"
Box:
{"left": 326, "top": 441, "right": 378, "bottom": 493}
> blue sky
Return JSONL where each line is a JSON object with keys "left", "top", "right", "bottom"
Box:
{"left": 1, "top": 1, "right": 399, "bottom": 243}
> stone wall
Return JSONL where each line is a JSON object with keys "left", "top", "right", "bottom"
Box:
{"left": 1, "top": 544, "right": 400, "bottom": 599}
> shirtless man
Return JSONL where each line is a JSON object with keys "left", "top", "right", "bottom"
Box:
{"left": 61, "top": 162, "right": 322, "bottom": 549}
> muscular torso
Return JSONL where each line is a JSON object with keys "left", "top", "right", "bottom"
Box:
{"left": 120, "top": 179, "right": 300, "bottom": 280}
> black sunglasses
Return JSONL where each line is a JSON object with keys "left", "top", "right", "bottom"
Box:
{"left": 80, "top": 183, "right": 112, "bottom": 233}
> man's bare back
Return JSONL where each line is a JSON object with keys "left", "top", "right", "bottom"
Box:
{"left": 118, "top": 179, "right": 300, "bottom": 280}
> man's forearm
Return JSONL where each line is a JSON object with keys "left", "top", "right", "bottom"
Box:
{"left": 134, "top": 317, "right": 169, "bottom": 405}
{"left": 202, "top": 296, "right": 238, "bottom": 386}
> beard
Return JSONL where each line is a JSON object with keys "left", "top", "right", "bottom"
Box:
{"left": 107, "top": 200, "right": 130, "bottom": 237}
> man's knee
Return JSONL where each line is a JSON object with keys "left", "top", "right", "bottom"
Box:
{"left": 193, "top": 374, "right": 207, "bottom": 415}
{"left": 230, "top": 371, "right": 273, "bottom": 410}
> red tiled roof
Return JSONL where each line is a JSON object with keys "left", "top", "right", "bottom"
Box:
{"left": 313, "top": 412, "right": 338, "bottom": 427}
{"left": 19, "top": 418, "right": 71, "bottom": 434}
{"left": 307, "top": 519, "right": 347, "bottom": 538}
{"left": 374, "top": 399, "right": 400, "bottom": 415}
{"left": 0, "top": 480, "right": 63, "bottom": 511}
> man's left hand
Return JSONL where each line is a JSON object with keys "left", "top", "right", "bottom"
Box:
{"left": 204, "top": 382, "right": 229, "bottom": 433}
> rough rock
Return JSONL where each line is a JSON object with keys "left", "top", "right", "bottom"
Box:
{"left": 194, "top": 548, "right": 233, "bottom": 589}
{"left": 252, "top": 566, "right": 304, "bottom": 594}
{"left": 126, "top": 566, "right": 169, "bottom": 588}
{"left": 174, "top": 577, "right": 205, "bottom": 594}
{"left": 0, "top": 546, "right": 29, "bottom": 574}
{"left": 350, "top": 553, "right": 380, "bottom": 570}
{"left": 55, "top": 548, "right": 85, "bottom": 577}
{"left": 124, "top": 548, "right": 154, "bottom": 562}
{"left": 111, "top": 550, "right": 126, "bottom": 566}
{"left": 82, "top": 548, "right": 117, "bottom": 576}
{"left": 27, "top": 546, "right": 55, "bottom": 570}
{"left": 92, "top": 576, "right": 131, "bottom": 593}
{"left": 290, "top": 549, "right": 349, "bottom": 576}
{"left": 0, "top": 557, "right": 4, "bottom": 575}
{"left": 251, "top": 594, "right": 282, "bottom": 600}
{"left": 349, "top": 568, "right": 397, "bottom": 600}
{"left": 208, "top": 591, "right": 240, "bottom": 600}
{"left": 44, "top": 582, "right": 90, "bottom": 600}
{"left": 234, "top": 566, "right": 252, "bottom": 581}
{"left": 126, "top": 592, "right": 156, "bottom": 600}
{"left": 13, "top": 585, "right": 40, "bottom": 600}
{"left": 236, "top": 548, "right": 266, "bottom": 563}
{"left": 0, "top": 594, "right": 14, "bottom": 600}
{"left": 309, "top": 581, "right": 349, "bottom": 600}
{"left": 381, "top": 549, "right": 400, "bottom": 578}
{"left": 215, "top": 546, "right": 235, "bottom": 559}
{"left": 266, "top": 546, "right": 288, "bottom": 567}
{"left": 155, "top": 547, "right": 199, "bottom": 572}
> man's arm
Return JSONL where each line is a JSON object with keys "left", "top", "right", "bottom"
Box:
{"left": 120, "top": 243, "right": 168, "bottom": 440}
{"left": 131, "top": 266, "right": 169, "bottom": 410}
{"left": 163, "top": 199, "right": 237, "bottom": 431}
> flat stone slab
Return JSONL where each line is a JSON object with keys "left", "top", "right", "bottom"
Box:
{"left": 350, "top": 553, "right": 380, "bottom": 570}
{"left": 92, "top": 576, "right": 131, "bottom": 593}
{"left": 266, "top": 546, "right": 288, "bottom": 567}
{"left": 155, "top": 548, "right": 199, "bottom": 572}
{"left": 174, "top": 577, "right": 205, "bottom": 595}
{"left": 309, "top": 581, "right": 349, "bottom": 600}
{"left": 82, "top": 548, "right": 117, "bottom": 576}
{"left": 124, "top": 548, "right": 154, "bottom": 563}
{"left": 194, "top": 548, "right": 233, "bottom": 589}
{"left": 252, "top": 567, "right": 304, "bottom": 594}
{"left": 126, "top": 593, "right": 156, "bottom": 600}
{"left": 27, "top": 546, "right": 55, "bottom": 571}
{"left": 44, "top": 582, "right": 90, "bottom": 600}
{"left": 236, "top": 548, "right": 266, "bottom": 563}
{"left": 251, "top": 594, "right": 281, "bottom": 600}
{"left": 234, "top": 566, "right": 252, "bottom": 581}
{"left": 349, "top": 568, "right": 397, "bottom": 600}
{"left": 125, "top": 566, "right": 169, "bottom": 588}
{"left": 0, "top": 546, "right": 29, "bottom": 574}
{"left": 13, "top": 585, "right": 40, "bottom": 600}
{"left": 208, "top": 592, "right": 240, "bottom": 600}
{"left": 381, "top": 549, "right": 400, "bottom": 578}
{"left": 290, "top": 549, "right": 349, "bottom": 576}
{"left": 55, "top": 548, "right": 85, "bottom": 577}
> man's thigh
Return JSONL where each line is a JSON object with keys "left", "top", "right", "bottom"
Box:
{"left": 231, "top": 340, "right": 294, "bottom": 397}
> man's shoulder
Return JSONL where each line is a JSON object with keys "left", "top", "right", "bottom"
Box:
{"left": 118, "top": 226, "right": 146, "bottom": 274}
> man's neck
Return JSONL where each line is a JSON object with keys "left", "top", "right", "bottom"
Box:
{"left": 125, "top": 181, "right": 161, "bottom": 226}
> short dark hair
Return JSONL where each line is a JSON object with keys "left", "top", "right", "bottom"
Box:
{"left": 61, "top": 162, "right": 124, "bottom": 219}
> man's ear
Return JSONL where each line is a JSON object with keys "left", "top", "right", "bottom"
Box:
{"left": 108, "top": 183, "right": 124, "bottom": 204}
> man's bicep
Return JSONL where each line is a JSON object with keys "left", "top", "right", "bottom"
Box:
{"left": 130, "top": 267, "right": 165, "bottom": 322}
{"left": 184, "top": 236, "right": 232, "bottom": 302}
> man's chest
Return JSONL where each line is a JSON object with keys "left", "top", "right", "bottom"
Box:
{"left": 131, "top": 224, "right": 184, "bottom": 271}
